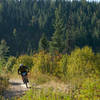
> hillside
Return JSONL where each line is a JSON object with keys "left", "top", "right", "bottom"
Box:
{"left": 0, "top": 0, "right": 100, "bottom": 55}
{"left": 0, "top": 0, "right": 100, "bottom": 100}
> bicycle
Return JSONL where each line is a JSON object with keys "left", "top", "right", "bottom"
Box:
{"left": 19, "top": 72, "right": 29, "bottom": 88}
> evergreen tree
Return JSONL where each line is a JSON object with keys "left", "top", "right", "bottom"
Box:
{"left": 0, "top": 0, "right": 100, "bottom": 55}
{"left": 0, "top": 39, "right": 9, "bottom": 67}
{"left": 50, "top": 4, "right": 65, "bottom": 53}
{"left": 0, "top": 39, "right": 9, "bottom": 60}
{"left": 65, "top": 14, "right": 75, "bottom": 54}
{"left": 38, "top": 34, "right": 49, "bottom": 51}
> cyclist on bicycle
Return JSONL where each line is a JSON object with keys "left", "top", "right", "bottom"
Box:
{"left": 18, "top": 64, "right": 29, "bottom": 86}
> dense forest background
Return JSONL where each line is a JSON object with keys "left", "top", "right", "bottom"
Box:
{"left": 0, "top": 1, "right": 100, "bottom": 99}
{"left": 0, "top": 0, "right": 100, "bottom": 56}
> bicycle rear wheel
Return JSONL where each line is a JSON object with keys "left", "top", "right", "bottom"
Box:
{"left": 23, "top": 76, "right": 29, "bottom": 88}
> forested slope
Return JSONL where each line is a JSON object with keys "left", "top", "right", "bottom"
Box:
{"left": 0, "top": 0, "right": 100, "bottom": 56}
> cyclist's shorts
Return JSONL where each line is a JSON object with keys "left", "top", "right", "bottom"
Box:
{"left": 21, "top": 72, "right": 27, "bottom": 76}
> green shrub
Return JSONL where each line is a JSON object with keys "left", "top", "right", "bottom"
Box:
{"left": 5, "top": 56, "right": 16, "bottom": 72}
{"left": 0, "top": 76, "right": 9, "bottom": 95}
{"left": 13, "top": 55, "right": 33, "bottom": 72}
{"left": 74, "top": 75, "right": 100, "bottom": 100}
{"left": 0, "top": 59, "right": 6, "bottom": 72}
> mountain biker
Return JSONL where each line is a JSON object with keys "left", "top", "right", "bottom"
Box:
{"left": 18, "top": 64, "right": 29, "bottom": 86}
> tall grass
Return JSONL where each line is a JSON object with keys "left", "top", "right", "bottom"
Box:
{"left": 19, "top": 88, "right": 71, "bottom": 100}
{"left": 19, "top": 82, "right": 100, "bottom": 100}
{"left": 0, "top": 76, "right": 9, "bottom": 100}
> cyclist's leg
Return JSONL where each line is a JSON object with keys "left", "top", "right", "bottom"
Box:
{"left": 22, "top": 76, "right": 24, "bottom": 83}
{"left": 25, "top": 75, "right": 29, "bottom": 82}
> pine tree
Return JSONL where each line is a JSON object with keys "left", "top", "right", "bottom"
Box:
{"left": 39, "top": 34, "right": 49, "bottom": 51}
{"left": 0, "top": 39, "right": 9, "bottom": 67}
{"left": 0, "top": 39, "right": 9, "bottom": 60}
{"left": 66, "top": 14, "right": 75, "bottom": 54}
{"left": 50, "top": 4, "right": 65, "bottom": 53}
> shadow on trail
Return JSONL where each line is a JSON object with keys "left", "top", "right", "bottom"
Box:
{"left": 3, "top": 79, "right": 28, "bottom": 100}
{"left": 3, "top": 90, "right": 25, "bottom": 99}
{"left": 10, "top": 82, "right": 22, "bottom": 86}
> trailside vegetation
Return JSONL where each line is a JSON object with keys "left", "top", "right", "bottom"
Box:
{"left": 3, "top": 46, "right": 100, "bottom": 100}
{"left": 0, "top": 0, "right": 100, "bottom": 99}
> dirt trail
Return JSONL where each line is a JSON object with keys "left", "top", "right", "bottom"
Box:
{"left": 3, "top": 79, "right": 29, "bottom": 100}
{"left": 2, "top": 79, "right": 70, "bottom": 100}
{"left": 38, "top": 81, "right": 70, "bottom": 93}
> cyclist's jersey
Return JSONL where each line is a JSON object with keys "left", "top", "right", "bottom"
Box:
{"left": 18, "top": 66, "right": 29, "bottom": 75}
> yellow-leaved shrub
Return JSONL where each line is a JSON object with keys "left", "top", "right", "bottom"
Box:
{"left": 58, "top": 54, "right": 68, "bottom": 78}
{"left": 94, "top": 53, "right": 100, "bottom": 73}
{"left": 31, "top": 51, "right": 63, "bottom": 77}
{"left": 67, "top": 46, "right": 95, "bottom": 78}
{"left": 5, "top": 56, "right": 16, "bottom": 72}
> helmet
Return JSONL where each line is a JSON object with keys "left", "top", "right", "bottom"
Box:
{"left": 19, "top": 64, "right": 23, "bottom": 67}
